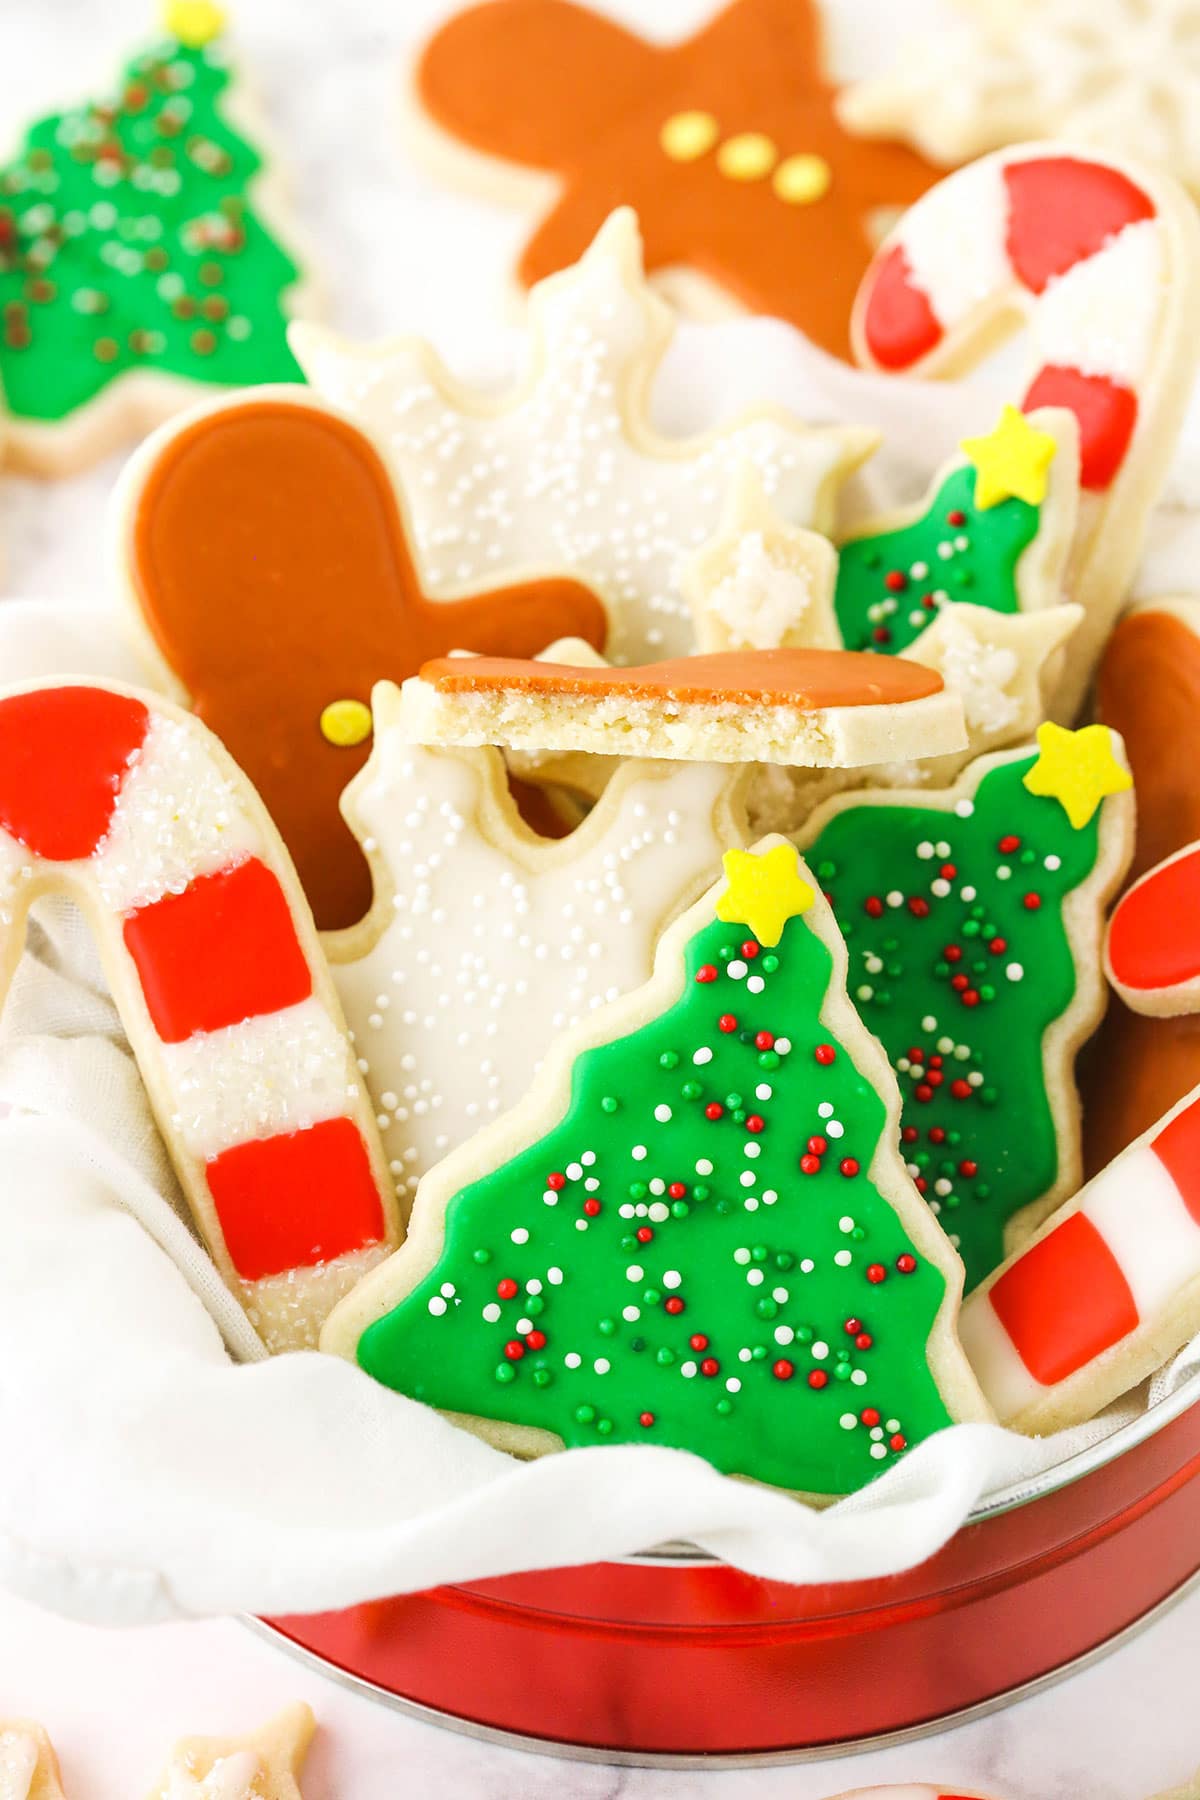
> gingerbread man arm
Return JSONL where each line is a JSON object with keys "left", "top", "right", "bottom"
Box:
{"left": 416, "top": 0, "right": 656, "bottom": 171}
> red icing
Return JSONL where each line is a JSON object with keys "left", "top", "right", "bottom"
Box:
{"left": 1108, "top": 846, "right": 1200, "bottom": 994}
{"left": 0, "top": 686, "right": 149, "bottom": 862}
{"left": 1022, "top": 366, "right": 1137, "bottom": 491}
{"left": 1151, "top": 1099, "right": 1200, "bottom": 1224}
{"left": 990, "top": 1213, "right": 1139, "bottom": 1385}
{"left": 122, "top": 856, "right": 312, "bottom": 1044}
{"left": 860, "top": 243, "right": 942, "bottom": 369}
{"left": 205, "top": 1116, "right": 386, "bottom": 1280}
{"left": 1003, "top": 159, "right": 1155, "bottom": 295}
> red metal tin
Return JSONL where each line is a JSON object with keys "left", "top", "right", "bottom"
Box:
{"left": 262, "top": 1379, "right": 1200, "bottom": 1763}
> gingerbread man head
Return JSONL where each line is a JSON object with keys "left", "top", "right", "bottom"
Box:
{"left": 115, "top": 388, "right": 607, "bottom": 929}
{"left": 415, "top": 0, "right": 937, "bottom": 358}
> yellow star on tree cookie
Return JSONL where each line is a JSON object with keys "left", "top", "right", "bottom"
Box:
{"left": 163, "top": 0, "right": 226, "bottom": 47}
{"left": 1022, "top": 721, "right": 1132, "bottom": 829}
{"left": 961, "top": 407, "right": 1059, "bottom": 511}
{"left": 715, "top": 843, "right": 814, "bottom": 947}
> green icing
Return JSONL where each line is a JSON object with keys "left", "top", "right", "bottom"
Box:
{"left": 0, "top": 32, "right": 303, "bottom": 423}
{"left": 805, "top": 755, "right": 1103, "bottom": 1291}
{"left": 834, "top": 464, "right": 1041, "bottom": 655}
{"left": 357, "top": 895, "right": 953, "bottom": 1497}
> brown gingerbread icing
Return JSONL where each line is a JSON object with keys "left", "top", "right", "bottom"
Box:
{"left": 1083, "top": 606, "right": 1200, "bottom": 1174}
{"left": 416, "top": 0, "right": 937, "bottom": 360}
{"left": 127, "top": 397, "right": 607, "bottom": 930}
{"left": 418, "top": 647, "right": 944, "bottom": 707}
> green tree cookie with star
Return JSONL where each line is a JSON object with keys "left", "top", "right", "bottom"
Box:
{"left": 337, "top": 840, "right": 974, "bottom": 1497}
{"left": 0, "top": 2, "right": 304, "bottom": 450}
{"left": 834, "top": 407, "right": 1073, "bottom": 655}
{"left": 799, "top": 725, "right": 1134, "bottom": 1289}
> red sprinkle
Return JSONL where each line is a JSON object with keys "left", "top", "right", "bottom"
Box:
{"left": 866, "top": 1264, "right": 887, "bottom": 1285}
{"left": 639, "top": 1412, "right": 655, "bottom": 1427}
{"left": 908, "top": 896, "right": 930, "bottom": 918}
{"left": 947, "top": 509, "right": 966, "bottom": 527}
{"left": 862, "top": 1407, "right": 881, "bottom": 1427}
{"left": 808, "top": 1369, "right": 829, "bottom": 1390}
{"left": 700, "top": 1357, "right": 720, "bottom": 1378}
{"left": 807, "top": 1134, "right": 828, "bottom": 1156}
{"left": 664, "top": 1296, "right": 686, "bottom": 1315}
{"left": 741, "top": 940, "right": 759, "bottom": 959}
{"left": 950, "top": 1078, "right": 972, "bottom": 1100}
{"left": 884, "top": 569, "right": 907, "bottom": 592}
{"left": 504, "top": 1340, "right": 525, "bottom": 1361}
{"left": 772, "top": 1359, "right": 794, "bottom": 1381}
{"left": 855, "top": 1332, "right": 873, "bottom": 1351}
{"left": 696, "top": 964, "right": 718, "bottom": 984}
{"left": 636, "top": 1226, "right": 654, "bottom": 1243}
{"left": 890, "top": 1433, "right": 908, "bottom": 1452}
{"left": 546, "top": 1171, "right": 567, "bottom": 1190}
{"left": 814, "top": 1044, "right": 836, "bottom": 1065}
{"left": 839, "top": 1157, "right": 860, "bottom": 1178}
{"left": 800, "top": 1153, "right": 822, "bottom": 1175}
{"left": 705, "top": 1102, "right": 724, "bottom": 1121}
{"left": 998, "top": 835, "right": 1020, "bottom": 853}
{"left": 755, "top": 1031, "right": 775, "bottom": 1050}
{"left": 719, "top": 1013, "right": 738, "bottom": 1033}
{"left": 746, "top": 1115, "right": 766, "bottom": 1134}
{"left": 897, "top": 1254, "right": 918, "bottom": 1274}
{"left": 583, "top": 1198, "right": 602, "bottom": 1217}
{"left": 865, "top": 895, "right": 884, "bottom": 918}
{"left": 526, "top": 1330, "right": 547, "bottom": 1351}
{"left": 1023, "top": 893, "right": 1042, "bottom": 911}
{"left": 668, "top": 1182, "right": 688, "bottom": 1199}
{"left": 497, "top": 1278, "right": 519, "bottom": 1300}
{"left": 690, "top": 1334, "right": 710, "bottom": 1352}
{"left": 959, "top": 1159, "right": 978, "bottom": 1178}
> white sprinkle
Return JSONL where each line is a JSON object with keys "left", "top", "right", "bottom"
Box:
{"left": 511, "top": 1228, "right": 529, "bottom": 1244}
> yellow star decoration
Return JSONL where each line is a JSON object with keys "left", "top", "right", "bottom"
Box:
{"left": 1021, "top": 721, "right": 1132, "bottom": 829}
{"left": 164, "top": 0, "right": 227, "bottom": 48}
{"left": 960, "top": 406, "right": 1058, "bottom": 511}
{"left": 715, "top": 843, "right": 814, "bottom": 948}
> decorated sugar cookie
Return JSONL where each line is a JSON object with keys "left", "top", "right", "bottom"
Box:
{"left": 796, "top": 729, "right": 1134, "bottom": 1289}
{"left": 0, "top": 1722, "right": 66, "bottom": 1800}
{"left": 326, "top": 680, "right": 751, "bottom": 1206}
{"left": 407, "top": 0, "right": 938, "bottom": 358}
{"left": 840, "top": 0, "right": 1200, "bottom": 199}
{"left": 0, "top": 5, "right": 314, "bottom": 475}
{"left": 113, "top": 386, "right": 607, "bottom": 930}
{"left": 291, "top": 210, "right": 873, "bottom": 665}
{"left": 323, "top": 839, "right": 989, "bottom": 1496}
{"left": 1084, "top": 600, "right": 1200, "bottom": 1174}
{"left": 832, "top": 408, "right": 1078, "bottom": 659}
{"left": 852, "top": 145, "right": 1200, "bottom": 719}
{"left": 146, "top": 1704, "right": 313, "bottom": 1800}
{"left": 961, "top": 1073, "right": 1200, "bottom": 1434}
{"left": 0, "top": 679, "right": 400, "bottom": 1351}
{"left": 395, "top": 646, "right": 966, "bottom": 768}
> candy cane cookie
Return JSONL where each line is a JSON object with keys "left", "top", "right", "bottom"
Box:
{"left": 0, "top": 680, "right": 399, "bottom": 1352}
{"left": 964, "top": 838, "right": 1200, "bottom": 1430}
{"left": 852, "top": 146, "right": 1200, "bottom": 718}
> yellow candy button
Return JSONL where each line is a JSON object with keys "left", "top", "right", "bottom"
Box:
{"left": 773, "top": 153, "right": 832, "bottom": 205}
{"left": 660, "top": 110, "right": 720, "bottom": 163}
{"left": 163, "top": 0, "right": 227, "bottom": 47}
{"left": 716, "top": 132, "right": 778, "bottom": 182}
{"left": 320, "top": 698, "right": 373, "bottom": 748}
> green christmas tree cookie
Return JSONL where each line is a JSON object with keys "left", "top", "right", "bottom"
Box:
{"left": 798, "top": 726, "right": 1136, "bottom": 1290}
{"left": 0, "top": 2, "right": 308, "bottom": 470}
{"left": 323, "top": 840, "right": 987, "bottom": 1498}
{"left": 834, "top": 407, "right": 1078, "bottom": 657}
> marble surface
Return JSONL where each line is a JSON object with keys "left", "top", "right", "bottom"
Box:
{"left": 0, "top": 0, "right": 1198, "bottom": 1795}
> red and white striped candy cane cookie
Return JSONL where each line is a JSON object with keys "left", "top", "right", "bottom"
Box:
{"left": 852, "top": 146, "right": 1200, "bottom": 716}
{"left": 0, "top": 680, "right": 400, "bottom": 1352}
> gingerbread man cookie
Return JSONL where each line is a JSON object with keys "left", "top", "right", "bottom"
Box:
{"left": 113, "top": 387, "right": 607, "bottom": 930}
{"left": 853, "top": 145, "right": 1200, "bottom": 719}
{"left": 407, "top": 0, "right": 938, "bottom": 358}
{"left": 0, "top": 5, "right": 315, "bottom": 475}
{"left": 291, "top": 209, "right": 872, "bottom": 665}
{"left": 324, "top": 839, "right": 989, "bottom": 1498}
{"left": 0, "top": 679, "right": 400, "bottom": 1350}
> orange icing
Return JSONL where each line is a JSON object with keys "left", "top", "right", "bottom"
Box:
{"left": 415, "top": 0, "right": 937, "bottom": 360}
{"left": 127, "top": 398, "right": 606, "bottom": 930}
{"left": 418, "top": 647, "right": 944, "bottom": 707}
{"left": 1082, "top": 608, "right": 1200, "bottom": 1173}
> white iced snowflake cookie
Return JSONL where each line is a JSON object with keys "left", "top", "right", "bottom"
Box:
{"left": 291, "top": 209, "right": 873, "bottom": 664}
{"left": 840, "top": 0, "right": 1200, "bottom": 198}
{"left": 324, "top": 680, "right": 751, "bottom": 1206}
{"left": 0, "top": 1724, "right": 64, "bottom": 1800}
{"left": 147, "top": 1705, "right": 314, "bottom": 1800}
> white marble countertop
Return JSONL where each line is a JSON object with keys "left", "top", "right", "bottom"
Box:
{"left": 1, "top": 0, "right": 1198, "bottom": 1794}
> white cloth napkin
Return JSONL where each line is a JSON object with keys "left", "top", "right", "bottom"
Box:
{"left": 2, "top": 304, "right": 1200, "bottom": 1627}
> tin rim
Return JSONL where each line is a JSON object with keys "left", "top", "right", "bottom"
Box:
{"left": 248, "top": 1561, "right": 1200, "bottom": 1769}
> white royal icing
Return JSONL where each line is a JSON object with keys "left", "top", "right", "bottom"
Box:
{"left": 331, "top": 737, "right": 739, "bottom": 1199}
{"left": 704, "top": 530, "right": 816, "bottom": 651}
{"left": 897, "top": 157, "right": 1012, "bottom": 328}
{"left": 959, "top": 1289, "right": 1048, "bottom": 1419}
{"left": 0, "top": 1731, "right": 38, "bottom": 1800}
{"left": 1082, "top": 1141, "right": 1200, "bottom": 1318}
{"left": 160, "top": 1748, "right": 263, "bottom": 1799}
{"left": 93, "top": 715, "right": 261, "bottom": 914}
{"left": 1033, "top": 218, "right": 1163, "bottom": 386}
{"left": 293, "top": 212, "right": 855, "bottom": 664}
{"left": 158, "top": 995, "right": 363, "bottom": 1160}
